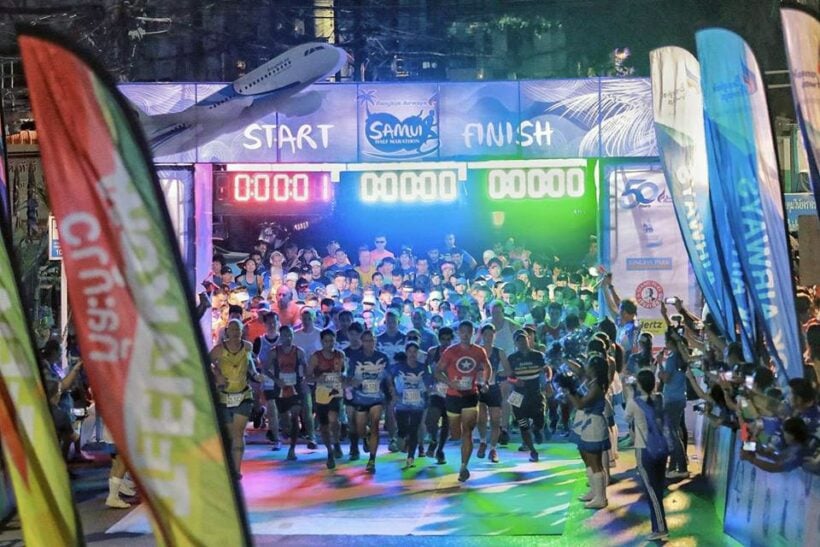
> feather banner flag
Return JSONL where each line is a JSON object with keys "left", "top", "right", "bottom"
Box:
{"left": 19, "top": 28, "right": 250, "bottom": 545}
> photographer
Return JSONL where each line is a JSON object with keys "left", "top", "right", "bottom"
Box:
{"left": 658, "top": 326, "right": 689, "bottom": 480}
{"left": 564, "top": 353, "right": 611, "bottom": 510}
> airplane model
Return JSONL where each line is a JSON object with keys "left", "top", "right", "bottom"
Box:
{"left": 130, "top": 42, "right": 349, "bottom": 156}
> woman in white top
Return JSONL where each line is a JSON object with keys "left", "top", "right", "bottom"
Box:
{"left": 625, "top": 369, "right": 669, "bottom": 541}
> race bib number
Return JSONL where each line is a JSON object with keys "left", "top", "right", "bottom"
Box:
{"left": 280, "top": 372, "right": 297, "bottom": 387}
{"left": 435, "top": 383, "right": 449, "bottom": 397}
{"left": 456, "top": 377, "right": 473, "bottom": 390}
{"left": 322, "top": 373, "right": 342, "bottom": 392}
{"left": 402, "top": 389, "right": 422, "bottom": 405}
{"left": 224, "top": 391, "right": 246, "bottom": 408}
{"left": 507, "top": 391, "right": 524, "bottom": 408}
{"left": 362, "top": 379, "right": 380, "bottom": 394}
{"left": 262, "top": 376, "right": 275, "bottom": 390}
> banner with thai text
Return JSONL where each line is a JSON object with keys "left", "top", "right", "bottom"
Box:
{"left": 697, "top": 28, "right": 803, "bottom": 381}
{"left": 20, "top": 29, "right": 249, "bottom": 545}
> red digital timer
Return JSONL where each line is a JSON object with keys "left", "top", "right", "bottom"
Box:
{"left": 213, "top": 171, "right": 334, "bottom": 216}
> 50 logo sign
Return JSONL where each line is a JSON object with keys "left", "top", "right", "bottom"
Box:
{"left": 619, "top": 177, "right": 672, "bottom": 209}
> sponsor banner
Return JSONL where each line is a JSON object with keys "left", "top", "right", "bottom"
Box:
{"left": 697, "top": 29, "right": 803, "bottom": 382}
{"left": 650, "top": 46, "right": 734, "bottom": 339}
{"left": 518, "top": 79, "right": 600, "bottom": 158}
{"left": 119, "top": 79, "right": 661, "bottom": 163}
{"left": 438, "top": 81, "right": 520, "bottom": 159}
{"left": 48, "top": 215, "right": 61, "bottom": 260}
{"left": 357, "top": 83, "right": 439, "bottom": 161}
{"left": 599, "top": 78, "right": 658, "bottom": 157}
{"left": 20, "top": 30, "right": 249, "bottom": 545}
{"left": 724, "top": 438, "right": 819, "bottom": 547}
{"left": 0, "top": 225, "right": 81, "bottom": 544}
{"left": 605, "top": 162, "right": 694, "bottom": 348}
{"left": 785, "top": 192, "right": 818, "bottom": 231}
{"left": 781, "top": 7, "right": 820, "bottom": 215}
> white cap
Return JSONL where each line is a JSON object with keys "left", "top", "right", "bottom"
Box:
{"left": 428, "top": 290, "right": 443, "bottom": 302}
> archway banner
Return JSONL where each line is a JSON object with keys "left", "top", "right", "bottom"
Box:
{"left": 781, "top": 7, "right": 820, "bottom": 216}
{"left": 697, "top": 28, "right": 803, "bottom": 382}
{"left": 18, "top": 28, "right": 250, "bottom": 545}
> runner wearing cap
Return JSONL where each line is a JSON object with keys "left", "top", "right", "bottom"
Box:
{"left": 254, "top": 311, "right": 281, "bottom": 448}
{"left": 394, "top": 341, "right": 432, "bottom": 469}
{"left": 436, "top": 321, "right": 491, "bottom": 482}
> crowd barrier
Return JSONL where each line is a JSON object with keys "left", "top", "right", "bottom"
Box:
{"left": 699, "top": 422, "right": 820, "bottom": 546}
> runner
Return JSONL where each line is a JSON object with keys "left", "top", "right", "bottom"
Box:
{"left": 476, "top": 324, "right": 510, "bottom": 463}
{"left": 377, "top": 310, "right": 406, "bottom": 453}
{"left": 342, "top": 321, "right": 366, "bottom": 458}
{"left": 507, "top": 330, "right": 548, "bottom": 462}
{"left": 486, "top": 300, "right": 519, "bottom": 445}
{"left": 253, "top": 311, "right": 281, "bottom": 448}
{"left": 346, "top": 329, "right": 393, "bottom": 472}
{"left": 267, "top": 325, "right": 307, "bottom": 461}
{"left": 307, "top": 329, "right": 346, "bottom": 469}
{"left": 394, "top": 341, "right": 432, "bottom": 469}
{"left": 425, "top": 327, "right": 454, "bottom": 465}
{"left": 209, "top": 318, "right": 264, "bottom": 477}
{"left": 436, "top": 320, "right": 491, "bottom": 482}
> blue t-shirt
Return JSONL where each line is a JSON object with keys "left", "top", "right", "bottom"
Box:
{"left": 394, "top": 362, "right": 431, "bottom": 411}
{"left": 345, "top": 347, "right": 390, "bottom": 406}
{"left": 662, "top": 352, "right": 687, "bottom": 403}
{"left": 377, "top": 330, "right": 407, "bottom": 365}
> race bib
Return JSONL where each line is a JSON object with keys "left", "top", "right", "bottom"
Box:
{"left": 402, "top": 389, "right": 422, "bottom": 405}
{"left": 507, "top": 391, "right": 524, "bottom": 408}
{"left": 223, "top": 391, "right": 246, "bottom": 408}
{"left": 280, "top": 372, "right": 297, "bottom": 386}
{"left": 456, "top": 377, "right": 473, "bottom": 391}
{"left": 262, "top": 376, "right": 275, "bottom": 390}
{"left": 362, "top": 379, "right": 380, "bottom": 394}
{"left": 435, "top": 383, "right": 448, "bottom": 397}
{"left": 321, "top": 372, "right": 342, "bottom": 392}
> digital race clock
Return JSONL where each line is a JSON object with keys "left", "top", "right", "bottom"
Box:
{"left": 213, "top": 171, "right": 334, "bottom": 215}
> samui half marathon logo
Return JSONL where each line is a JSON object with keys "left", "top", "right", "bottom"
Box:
{"left": 359, "top": 87, "right": 439, "bottom": 159}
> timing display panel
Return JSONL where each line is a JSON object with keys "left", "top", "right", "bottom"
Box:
{"left": 213, "top": 171, "right": 334, "bottom": 215}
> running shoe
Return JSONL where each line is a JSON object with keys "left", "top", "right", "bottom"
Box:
{"left": 427, "top": 442, "right": 437, "bottom": 457}
{"left": 271, "top": 441, "right": 282, "bottom": 451}
{"left": 333, "top": 443, "right": 343, "bottom": 459}
{"left": 366, "top": 459, "right": 376, "bottom": 473}
{"left": 402, "top": 457, "right": 415, "bottom": 469}
{"left": 306, "top": 440, "right": 318, "bottom": 450}
{"left": 647, "top": 531, "right": 669, "bottom": 541}
{"left": 286, "top": 447, "right": 297, "bottom": 461}
{"left": 326, "top": 455, "right": 336, "bottom": 470}
{"left": 457, "top": 467, "right": 470, "bottom": 482}
{"left": 349, "top": 449, "right": 360, "bottom": 461}
{"left": 417, "top": 446, "right": 426, "bottom": 457}
{"left": 436, "top": 451, "right": 446, "bottom": 465}
{"left": 388, "top": 438, "right": 399, "bottom": 453}
{"left": 518, "top": 444, "right": 528, "bottom": 452}
{"left": 529, "top": 450, "right": 539, "bottom": 462}
{"left": 477, "top": 442, "right": 487, "bottom": 459}
{"left": 488, "top": 448, "right": 499, "bottom": 463}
